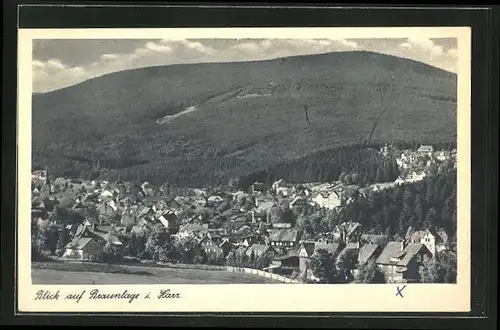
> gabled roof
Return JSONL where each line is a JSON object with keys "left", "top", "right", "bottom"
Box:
{"left": 245, "top": 244, "right": 273, "bottom": 257}
{"left": 314, "top": 242, "right": 342, "bottom": 255}
{"left": 397, "top": 243, "right": 429, "bottom": 266}
{"left": 289, "top": 196, "right": 306, "bottom": 206}
{"left": 361, "top": 234, "right": 388, "bottom": 244}
{"left": 346, "top": 223, "right": 362, "bottom": 237}
{"left": 65, "top": 237, "right": 95, "bottom": 250}
{"left": 256, "top": 201, "right": 275, "bottom": 213}
{"left": 436, "top": 229, "right": 449, "bottom": 245}
{"left": 179, "top": 223, "right": 208, "bottom": 233}
{"left": 408, "top": 228, "right": 435, "bottom": 242}
{"left": 358, "top": 244, "right": 380, "bottom": 265}
{"left": 376, "top": 242, "right": 402, "bottom": 265}
{"left": 298, "top": 241, "right": 316, "bottom": 257}
{"left": 274, "top": 249, "right": 299, "bottom": 261}
{"left": 376, "top": 242, "right": 429, "bottom": 267}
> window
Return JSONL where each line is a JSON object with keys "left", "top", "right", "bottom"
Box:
{"left": 417, "top": 254, "right": 421, "bottom": 262}
{"left": 425, "top": 238, "right": 430, "bottom": 242}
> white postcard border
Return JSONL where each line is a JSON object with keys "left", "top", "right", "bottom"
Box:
{"left": 17, "top": 26, "right": 471, "bottom": 313}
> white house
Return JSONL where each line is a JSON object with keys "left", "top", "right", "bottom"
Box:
{"left": 312, "top": 191, "right": 342, "bottom": 210}
{"left": 63, "top": 237, "right": 103, "bottom": 260}
{"left": 417, "top": 145, "right": 434, "bottom": 156}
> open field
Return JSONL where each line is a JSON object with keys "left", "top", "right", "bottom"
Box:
{"left": 31, "top": 263, "right": 283, "bottom": 284}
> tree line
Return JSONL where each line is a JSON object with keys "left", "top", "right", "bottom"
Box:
{"left": 238, "top": 146, "right": 400, "bottom": 190}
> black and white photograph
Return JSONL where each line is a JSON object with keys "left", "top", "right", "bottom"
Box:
{"left": 17, "top": 26, "right": 472, "bottom": 313}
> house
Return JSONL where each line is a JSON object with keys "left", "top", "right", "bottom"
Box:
{"left": 96, "top": 201, "right": 117, "bottom": 218}
{"left": 312, "top": 190, "right": 342, "bottom": 210}
{"left": 406, "top": 228, "right": 449, "bottom": 257}
{"left": 232, "top": 225, "right": 259, "bottom": 245}
{"left": 436, "top": 151, "right": 448, "bottom": 162}
{"left": 200, "top": 236, "right": 224, "bottom": 260}
{"left": 272, "top": 223, "right": 292, "bottom": 229}
{"left": 257, "top": 221, "right": 268, "bottom": 234}
{"left": 178, "top": 223, "right": 209, "bottom": 237}
{"left": 272, "top": 249, "right": 300, "bottom": 271}
{"left": 251, "top": 199, "right": 275, "bottom": 223}
{"left": 219, "top": 239, "right": 233, "bottom": 258}
{"left": 31, "top": 197, "right": 46, "bottom": 210}
{"left": 207, "top": 195, "right": 224, "bottom": 204}
{"left": 407, "top": 171, "right": 426, "bottom": 183}
{"left": 119, "top": 193, "right": 140, "bottom": 207}
{"left": 62, "top": 237, "right": 103, "bottom": 260}
{"left": 376, "top": 241, "right": 433, "bottom": 284}
{"left": 140, "top": 181, "right": 155, "bottom": 196}
{"left": 269, "top": 229, "right": 301, "bottom": 249}
{"left": 297, "top": 241, "right": 315, "bottom": 273}
{"left": 245, "top": 244, "right": 276, "bottom": 260}
{"left": 435, "top": 229, "right": 450, "bottom": 253}
{"left": 276, "top": 186, "right": 291, "bottom": 197}
{"left": 289, "top": 196, "right": 307, "bottom": 208}
{"left": 99, "top": 189, "right": 114, "bottom": 200}
{"left": 32, "top": 169, "right": 48, "bottom": 184}
{"left": 395, "top": 176, "right": 406, "bottom": 185}
{"left": 297, "top": 241, "right": 343, "bottom": 276}
{"left": 271, "top": 179, "right": 285, "bottom": 193}
{"left": 120, "top": 210, "right": 137, "bottom": 228}
{"left": 360, "top": 234, "right": 388, "bottom": 245}
{"left": 355, "top": 243, "right": 383, "bottom": 274}
{"left": 156, "top": 210, "right": 179, "bottom": 230}
{"left": 32, "top": 187, "right": 41, "bottom": 196}
{"left": 74, "top": 223, "right": 123, "bottom": 249}
{"left": 418, "top": 145, "right": 434, "bottom": 155}
{"left": 335, "top": 222, "right": 363, "bottom": 244}
{"left": 249, "top": 182, "right": 266, "bottom": 194}
{"left": 335, "top": 242, "right": 361, "bottom": 280}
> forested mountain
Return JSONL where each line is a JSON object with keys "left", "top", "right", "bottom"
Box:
{"left": 32, "top": 51, "right": 457, "bottom": 186}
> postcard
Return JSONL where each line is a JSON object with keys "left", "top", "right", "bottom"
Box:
{"left": 17, "top": 26, "right": 471, "bottom": 313}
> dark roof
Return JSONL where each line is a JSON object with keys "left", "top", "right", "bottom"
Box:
{"left": 361, "top": 234, "right": 388, "bottom": 244}
{"left": 245, "top": 244, "right": 273, "bottom": 257}
{"left": 298, "top": 241, "right": 316, "bottom": 257}
{"left": 179, "top": 223, "right": 207, "bottom": 233}
{"left": 346, "top": 223, "right": 362, "bottom": 237}
{"left": 274, "top": 251, "right": 299, "bottom": 261}
{"left": 314, "top": 242, "right": 342, "bottom": 255}
{"left": 376, "top": 242, "right": 402, "bottom": 265}
{"left": 397, "top": 243, "right": 429, "bottom": 267}
{"left": 358, "top": 244, "right": 380, "bottom": 264}
{"left": 65, "top": 237, "right": 94, "bottom": 249}
{"left": 436, "top": 230, "right": 449, "bottom": 245}
{"left": 269, "top": 229, "right": 300, "bottom": 242}
{"left": 92, "top": 230, "right": 123, "bottom": 246}
{"left": 376, "top": 242, "right": 429, "bottom": 267}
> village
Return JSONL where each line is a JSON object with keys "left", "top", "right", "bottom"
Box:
{"left": 31, "top": 144, "right": 457, "bottom": 284}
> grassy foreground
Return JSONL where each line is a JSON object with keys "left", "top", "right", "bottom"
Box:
{"left": 31, "top": 262, "right": 282, "bottom": 284}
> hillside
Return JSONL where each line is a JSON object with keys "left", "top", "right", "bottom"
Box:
{"left": 32, "top": 51, "right": 457, "bottom": 187}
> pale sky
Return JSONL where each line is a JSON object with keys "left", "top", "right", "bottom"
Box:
{"left": 32, "top": 38, "right": 457, "bottom": 93}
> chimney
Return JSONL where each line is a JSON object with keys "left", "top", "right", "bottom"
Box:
{"left": 401, "top": 238, "right": 406, "bottom": 251}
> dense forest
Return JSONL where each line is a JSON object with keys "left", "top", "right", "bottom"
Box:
{"left": 238, "top": 145, "right": 400, "bottom": 189}
{"left": 294, "top": 168, "right": 457, "bottom": 240}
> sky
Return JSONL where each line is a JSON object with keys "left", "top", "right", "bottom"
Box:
{"left": 32, "top": 37, "right": 457, "bottom": 93}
